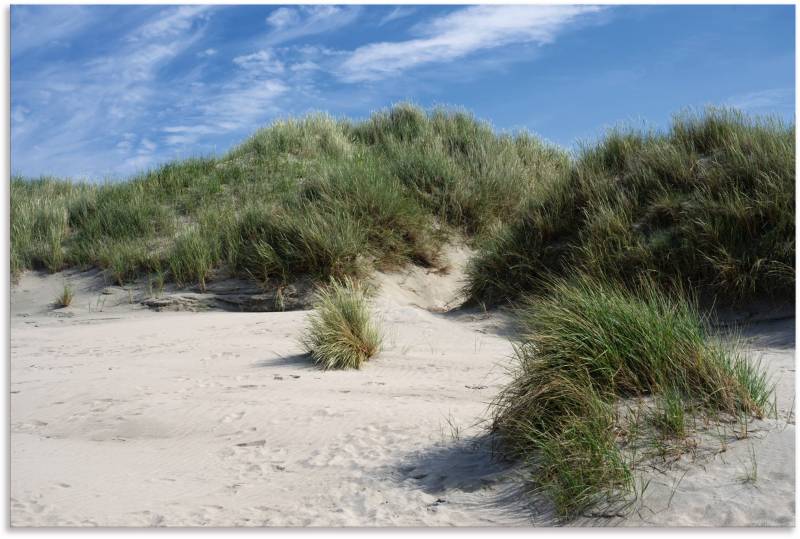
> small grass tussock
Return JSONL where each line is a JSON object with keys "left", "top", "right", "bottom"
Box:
{"left": 492, "top": 274, "right": 773, "bottom": 519}
{"left": 55, "top": 282, "right": 74, "bottom": 308}
{"left": 301, "top": 277, "right": 382, "bottom": 370}
{"left": 467, "top": 108, "right": 795, "bottom": 306}
{"left": 738, "top": 444, "right": 759, "bottom": 485}
{"left": 647, "top": 388, "right": 688, "bottom": 439}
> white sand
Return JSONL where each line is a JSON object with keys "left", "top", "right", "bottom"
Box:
{"left": 9, "top": 259, "right": 795, "bottom": 527}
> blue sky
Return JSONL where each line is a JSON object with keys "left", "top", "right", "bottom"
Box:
{"left": 11, "top": 4, "right": 795, "bottom": 180}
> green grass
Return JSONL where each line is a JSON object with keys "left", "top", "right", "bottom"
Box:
{"left": 492, "top": 274, "right": 772, "bottom": 519}
{"left": 54, "top": 282, "right": 74, "bottom": 308}
{"left": 11, "top": 104, "right": 566, "bottom": 291}
{"left": 648, "top": 388, "right": 688, "bottom": 439}
{"left": 467, "top": 108, "right": 795, "bottom": 306}
{"left": 301, "top": 277, "right": 382, "bottom": 370}
{"left": 13, "top": 106, "right": 791, "bottom": 311}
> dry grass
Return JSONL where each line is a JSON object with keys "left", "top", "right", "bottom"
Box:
{"left": 301, "top": 277, "right": 382, "bottom": 370}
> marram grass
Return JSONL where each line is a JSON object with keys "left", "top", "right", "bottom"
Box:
{"left": 11, "top": 104, "right": 566, "bottom": 291}
{"left": 492, "top": 274, "right": 773, "bottom": 519}
{"left": 301, "top": 277, "right": 382, "bottom": 370}
{"left": 467, "top": 108, "right": 795, "bottom": 306}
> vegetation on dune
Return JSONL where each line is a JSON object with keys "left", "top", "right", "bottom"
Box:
{"left": 301, "top": 277, "right": 382, "bottom": 370}
{"left": 492, "top": 275, "right": 773, "bottom": 519}
{"left": 11, "top": 104, "right": 567, "bottom": 290}
{"left": 12, "top": 106, "right": 792, "bottom": 310}
{"left": 467, "top": 108, "right": 795, "bottom": 306}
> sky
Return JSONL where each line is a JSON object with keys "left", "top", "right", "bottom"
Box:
{"left": 11, "top": 3, "right": 796, "bottom": 180}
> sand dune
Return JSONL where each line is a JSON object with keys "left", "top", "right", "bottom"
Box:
{"left": 9, "top": 261, "right": 795, "bottom": 527}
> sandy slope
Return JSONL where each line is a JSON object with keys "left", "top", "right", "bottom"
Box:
{"left": 9, "top": 259, "right": 795, "bottom": 527}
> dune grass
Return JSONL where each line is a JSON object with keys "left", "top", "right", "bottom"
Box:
{"left": 301, "top": 277, "right": 382, "bottom": 370}
{"left": 54, "top": 283, "right": 74, "bottom": 308}
{"left": 11, "top": 104, "right": 567, "bottom": 292}
{"left": 13, "top": 106, "right": 791, "bottom": 311}
{"left": 467, "top": 108, "right": 795, "bottom": 306}
{"left": 492, "top": 274, "right": 773, "bottom": 519}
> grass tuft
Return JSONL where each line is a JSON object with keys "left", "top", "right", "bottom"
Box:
{"left": 648, "top": 388, "right": 687, "bottom": 439}
{"left": 55, "top": 283, "right": 74, "bottom": 308}
{"left": 301, "top": 277, "right": 382, "bottom": 370}
{"left": 492, "top": 274, "right": 772, "bottom": 519}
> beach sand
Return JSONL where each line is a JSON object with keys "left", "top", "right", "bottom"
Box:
{"left": 9, "top": 256, "right": 795, "bottom": 526}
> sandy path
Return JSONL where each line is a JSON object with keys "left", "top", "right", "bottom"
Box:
{"left": 9, "top": 268, "right": 795, "bottom": 527}
{"left": 10, "top": 279, "right": 533, "bottom": 526}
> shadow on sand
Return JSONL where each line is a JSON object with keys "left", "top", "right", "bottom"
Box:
{"left": 714, "top": 316, "right": 795, "bottom": 350}
{"left": 252, "top": 352, "right": 315, "bottom": 369}
{"left": 387, "top": 433, "right": 560, "bottom": 525}
{"left": 433, "top": 304, "right": 519, "bottom": 338}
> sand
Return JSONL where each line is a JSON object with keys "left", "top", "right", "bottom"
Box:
{"left": 9, "top": 256, "right": 795, "bottom": 527}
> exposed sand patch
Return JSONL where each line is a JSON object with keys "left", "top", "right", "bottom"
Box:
{"left": 373, "top": 244, "right": 473, "bottom": 312}
{"left": 9, "top": 257, "right": 795, "bottom": 527}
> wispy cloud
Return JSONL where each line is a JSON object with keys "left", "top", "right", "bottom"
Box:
{"left": 267, "top": 7, "right": 300, "bottom": 29}
{"left": 340, "top": 5, "right": 604, "bottom": 82}
{"left": 378, "top": 7, "right": 417, "bottom": 27}
{"left": 263, "top": 5, "right": 361, "bottom": 45}
{"left": 14, "top": 5, "right": 789, "bottom": 180}
{"left": 725, "top": 88, "right": 794, "bottom": 112}
{"left": 127, "top": 5, "right": 212, "bottom": 42}
{"left": 12, "top": 5, "right": 216, "bottom": 177}
{"left": 11, "top": 5, "right": 96, "bottom": 58}
{"left": 233, "top": 50, "right": 285, "bottom": 73}
{"left": 10, "top": 4, "right": 604, "bottom": 178}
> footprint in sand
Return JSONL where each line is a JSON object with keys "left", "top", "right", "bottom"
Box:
{"left": 221, "top": 411, "right": 245, "bottom": 424}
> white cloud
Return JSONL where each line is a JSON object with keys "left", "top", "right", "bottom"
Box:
{"left": 290, "top": 61, "right": 320, "bottom": 72}
{"left": 201, "top": 80, "right": 288, "bottom": 132}
{"left": 129, "top": 5, "right": 213, "bottom": 42}
{"left": 120, "top": 154, "right": 156, "bottom": 172}
{"left": 11, "top": 106, "right": 29, "bottom": 124}
{"left": 725, "top": 88, "right": 794, "bottom": 111}
{"left": 139, "top": 138, "right": 157, "bottom": 153}
{"left": 11, "top": 5, "right": 215, "bottom": 178}
{"left": 340, "top": 5, "right": 603, "bottom": 82}
{"left": 267, "top": 7, "right": 300, "bottom": 29}
{"left": 160, "top": 78, "right": 289, "bottom": 148}
{"left": 163, "top": 125, "right": 216, "bottom": 135}
{"left": 233, "top": 50, "right": 285, "bottom": 73}
{"left": 11, "top": 5, "right": 95, "bottom": 57}
{"left": 115, "top": 132, "right": 137, "bottom": 151}
{"left": 263, "top": 6, "right": 361, "bottom": 46}
{"left": 378, "top": 7, "right": 416, "bottom": 26}
{"left": 11, "top": 4, "right": 611, "bottom": 179}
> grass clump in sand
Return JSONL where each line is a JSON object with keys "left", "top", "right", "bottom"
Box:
{"left": 492, "top": 275, "right": 772, "bottom": 519}
{"left": 302, "top": 277, "right": 382, "bottom": 370}
{"left": 647, "top": 388, "right": 688, "bottom": 439}
{"left": 54, "top": 283, "right": 74, "bottom": 308}
{"left": 467, "top": 108, "right": 795, "bottom": 306}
